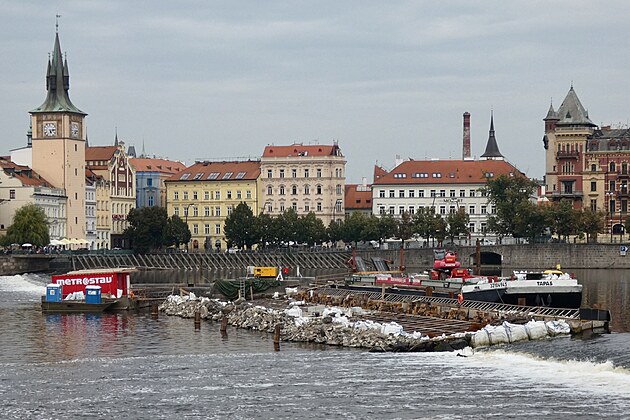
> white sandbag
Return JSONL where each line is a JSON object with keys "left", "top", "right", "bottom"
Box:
{"left": 285, "top": 287, "right": 298, "bottom": 296}
{"left": 470, "top": 329, "right": 490, "bottom": 348}
{"left": 546, "top": 320, "right": 571, "bottom": 336}
{"left": 486, "top": 325, "right": 509, "bottom": 345}
{"left": 284, "top": 306, "right": 303, "bottom": 318}
{"left": 503, "top": 322, "right": 529, "bottom": 343}
{"left": 525, "top": 320, "right": 548, "bottom": 340}
{"left": 381, "top": 322, "right": 404, "bottom": 336}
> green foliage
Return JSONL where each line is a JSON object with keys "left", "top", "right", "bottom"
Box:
{"left": 224, "top": 202, "right": 259, "bottom": 249}
{"left": 547, "top": 199, "right": 580, "bottom": 240}
{"left": 297, "top": 212, "right": 327, "bottom": 245}
{"left": 164, "top": 215, "right": 191, "bottom": 248}
{"left": 446, "top": 208, "right": 470, "bottom": 243}
{"left": 579, "top": 209, "right": 605, "bottom": 243}
{"left": 2, "top": 204, "right": 49, "bottom": 247}
{"left": 483, "top": 174, "right": 538, "bottom": 237}
{"left": 124, "top": 206, "right": 169, "bottom": 253}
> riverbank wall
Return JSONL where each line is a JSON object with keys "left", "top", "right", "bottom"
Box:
{"left": 2, "top": 243, "right": 629, "bottom": 276}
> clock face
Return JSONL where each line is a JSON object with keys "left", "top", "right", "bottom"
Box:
{"left": 43, "top": 122, "right": 57, "bottom": 137}
{"left": 71, "top": 122, "right": 79, "bottom": 138}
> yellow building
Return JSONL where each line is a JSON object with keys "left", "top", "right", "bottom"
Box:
{"left": 165, "top": 160, "right": 261, "bottom": 251}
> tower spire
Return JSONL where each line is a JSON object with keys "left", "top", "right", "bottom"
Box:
{"left": 481, "top": 110, "right": 503, "bottom": 160}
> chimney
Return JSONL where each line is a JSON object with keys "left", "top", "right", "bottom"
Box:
{"left": 463, "top": 112, "right": 471, "bottom": 159}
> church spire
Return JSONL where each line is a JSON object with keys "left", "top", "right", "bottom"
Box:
{"left": 31, "top": 29, "right": 85, "bottom": 115}
{"left": 114, "top": 127, "right": 119, "bottom": 146}
{"left": 481, "top": 111, "right": 503, "bottom": 160}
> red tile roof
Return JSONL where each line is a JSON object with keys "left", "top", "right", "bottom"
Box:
{"left": 345, "top": 184, "right": 372, "bottom": 210}
{"left": 373, "top": 159, "right": 524, "bottom": 185}
{"left": 0, "top": 159, "right": 52, "bottom": 187}
{"left": 85, "top": 146, "right": 117, "bottom": 162}
{"left": 129, "top": 158, "right": 186, "bottom": 174}
{"left": 262, "top": 144, "right": 343, "bottom": 158}
{"left": 166, "top": 160, "right": 261, "bottom": 182}
{"left": 373, "top": 165, "right": 388, "bottom": 182}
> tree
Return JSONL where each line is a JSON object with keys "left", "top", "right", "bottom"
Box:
{"left": 297, "top": 212, "right": 327, "bottom": 246}
{"left": 164, "top": 215, "right": 190, "bottom": 248}
{"left": 256, "top": 213, "right": 275, "bottom": 248}
{"left": 124, "top": 206, "right": 169, "bottom": 253}
{"left": 395, "top": 211, "right": 415, "bottom": 247}
{"left": 377, "top": 215, "right": 398, "bottom": 243}
{"left": 579, "top": 209, "right": 605, "bottom": 243}
{"left": 340, "top": 212, "right": 367, "bottom": 246}
{"left": 446, "top": 208, "right": 469, "bottom": 244}
{"left": 413, "top": 207, "right": 437, "bottom": 246}
{"left": 224, "top": 203, "right": 259, "bottom": 249}
{"left": 547, "top": 199, "right": 580, "bottom": 241}
{"left": 483, "top": 174, "right": 538, "bottom": 238}
{"left": 1, "top": 204, "right": 49, "bottom": 247}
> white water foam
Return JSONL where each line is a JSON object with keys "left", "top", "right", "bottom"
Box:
{"left": 0, "top": 274, "right": 47, "bottom": 294}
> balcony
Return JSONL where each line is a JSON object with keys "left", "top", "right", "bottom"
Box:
{"left": 549, "top": 190, "right": 583, "bottom": 199}
{"left": 617, "top": 188, "right": 630, "bottom": 198}
{"left": 556, "top": 150, "right": 579, "bottom": 159}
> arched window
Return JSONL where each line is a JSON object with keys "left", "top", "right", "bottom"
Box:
{"left": 610, "top": 162, "right": 616, "bottom": 172}
{"left": 279, "top": 185, "right": 285, "bottom": 195}
{"left": 316, "top": 185, "right": 322, "bottom": 195}
{"left": 304, "top": 185, "right": 310, "bottom": 195}
{"left": 267, "top": 185, "right": 273, "bottom": 195}
{"left": 291, "top": 185, "right": 297, "bottom": 195}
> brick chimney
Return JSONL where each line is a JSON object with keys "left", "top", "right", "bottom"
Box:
{"left": 463, "top": 112, "right": 471, "bottom": 159}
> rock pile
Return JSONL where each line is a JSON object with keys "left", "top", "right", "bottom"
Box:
{"left": 158, "top": 294, "right": 571, "bottom": 352}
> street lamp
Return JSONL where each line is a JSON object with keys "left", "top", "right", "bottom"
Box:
{"left": 184, "top": 203, "right": 195, "bottom": 250}
{"left": 606, "top": 191, "right": 614, "bottom": 242}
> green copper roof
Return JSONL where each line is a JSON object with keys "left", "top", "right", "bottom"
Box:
{"left": 30, "top": 33, "right": 86, "bottom": 115}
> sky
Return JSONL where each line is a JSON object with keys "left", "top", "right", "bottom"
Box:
{"left": 1, "top": 1, "right": 630, "bottom": 183}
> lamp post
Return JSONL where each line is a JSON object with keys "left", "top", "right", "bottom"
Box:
{"left": 606, "top": 191, "right": 614, "bottom": 243}
{"left": 184, "top": 203, "right": 195, "bottom": 250}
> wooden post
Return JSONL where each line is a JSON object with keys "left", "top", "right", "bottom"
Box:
{"left": 381, "top": 283, "right": 386, "bottom": 300}
{"left": 151, "top": 304, "right": 159, "bottom": 319}
{"left": 220, "top": 316, "right": 228, "bottom": 334}
{"left": 475, "top": 239, "right": 481, "bottom": 275}
{"left": 273, "top": 324, "right": 281, "bottom": 351}
{"left": 518, "top": 297, "right": 527, "bottom": 306}
{"left": 194, "top": 311, "right": 201, "bottom": 329}
{"left": 250, "top": 285, "right": 254, "bottom": 301}
{"left": 425, "top": 287, "right": 433, "bottom": 297}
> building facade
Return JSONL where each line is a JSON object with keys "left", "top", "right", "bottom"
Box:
{"left": 130, "top": 158, "right": 186, "bottom": 208}
{"left": 260, "top": 143, "right": 346, "bottom": 225}
{"left": 543, "top": 86, "right": 630, "bottom": 237}
{"left": 344, "top": 181, "right": 372, "bottom": 217}
{"left": 165, "top": 160, "right": 261, "bottom": 251}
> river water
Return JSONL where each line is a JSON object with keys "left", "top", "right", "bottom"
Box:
{"left": 1, "top": 270, "right": 629, "bottom": 419}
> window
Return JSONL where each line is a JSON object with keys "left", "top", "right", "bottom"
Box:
{"left": 430, "top": 190, "right": 436, "bottom": 198}
{"left": 610, "top": 162, "right": 616, "bottom": 172}
{"left": 470, "top": 190, "right": 476, "bottom": 197}
{"left": 316, "top": 185, "right": 322, "bottom": 195}
{"left": 279, "top": 185, "right": 285, "bottom": 195}
{"left": 481, "top": 223, "right": 487, "bottom": 233}
{"left": 409, "top": 190, "right": 415, "bottom": 198}
{"left": 204, "top": 191, "right": 210, "bottom": 200}
{"left": 183, "top": 192, "right": 189, "bottom": 200}
{"left": 227, "top": 191, "right": 232, "bottom": 199}
{"left": 591, "top": 164, "right": 597, "bottom": 172}
{"left": 418, "top": 190, "right": 424, "bottom": 198}
{"left": 389, "top": 206, "right": 395, "bottom": 215}
{"left": 174, "top": 207, "right": 179, "bottom": 216}
{"left": 481, "top": 205, "right": 487, "bottom": 214}
{"left": 469, "top": 223, "right": 475, "bottom": 233}
{"left": 459, "top": 190, "right": 465, "bottom": 198}
{"left": 399, "top": 206, "right": 405, "bottom": 214}
{"left": 279, "top": 169, "right": 285, "bottom": 178}
{"left": 180, "top": 173, "right": 191, "bottom": 180}
{"left": 215, "top": 224, "right": 221, "bottom": 235}
{"left": 222, "top": 172, "right": 233, "bottom": 180}
{"left": 205, "top": 224, "right": 210, "bottom": 235}
{"left": 193, "top": 173, "right": 203, "bottom": 180}
{"left": 204, "top": 207, "right": 210, "bottom": 217}
{"left": 292, "top": 169, "right": 297, "bottom": 178}
{"left": 316, "top": 202, "right": 322, "bottom": 212}
{"left": 237, "top": 191, "right": 242, "bottom": 199}
{"left": 193, "top": 207, "right": 199, "bottom": 217}
{"left": 408, "top": 206, "right": 415, "bottom": 214}
{"left": 450, "top": 190, "right": 456, "bottom": 197}
{"left": 393, "top": 173, "right": 407, "bottom": 178}
{"left": 236, "top": 172, "right": 246, "bottom": 179}
{"left": 215, "top": 207, "right": 221, "bottom": 217}
{"left": 292, "top": 185, "right": 297, "bottom": 195}
{"left": 267, "top": 169, "right": 273, "bottom": 178}
{"left": 304, "top": 204, "right": 310, "bottom": 212}
{"left": 449, "top": 206, "right": 456, "bottom": 214}
{"left": 610, "top": 199, "right": 616, "bottom": 214}
{"left": 379, "top": 206, "right": 385, "bottom": 215}
{"left": 292, "top": 202, "right": 297, "bottom": 211}
{"left": 304, "top": 168, "right": 310, "bottom": 178}
{"left": 148, "top": 196, "right": 154, "bottom": 206}
{"left": 590, "top": 199, "right": 597, "bottom": 212}
{"left": 399, "top": 190, "right": 405, "bottom": 198}
{"left": 174, "top": 191, "right": 179, "bottom": 200}
{"left": 439, "top": 206, "right": 446, "bottom": 214}
{"left": 193, "top": 224, "right": 199, "bottom": 235}
{"left": 266, "top": 203, "right": 273, "bottom": 212}
{"left": 280, "top": 204, "right": 285, "bottom": 212}
{"left": 389, "top": 190, "right": 395, "bottom": 198}
{"left": 439, "top": 190, "right": 446, "bottom": 198}
{"left": 207, "top": 172, "right": 219, "bottom": 180}
{"left": 246, "top": 190, "right": 252, "bottom": 199}
{"left": 336, "top": 185, "right": 342, "bottom": 195}
{"left": 193, "top": 191, "right": 198, "bottom": 200}
{"left": 491, "top": 205, "right": 496, "bottom": 214}
{"left": 316, "top": 168, "right": 322, "bottom": 178}
{"left": 468, "top": 205, "right": 475, "bottom": 214}
{"left": 591, "top": 181, "right": 597, "bottom": 192}
{"left": 304, "top": 185, "right": 310, "bottom": 195}
{"left": 610, "top": 180, "right": 616, "bottom": 192}
{"left": 215, "top": 191, "right": 220, "bottom": 200}
{"left": 227, "top": 206, "right": 233, "bottom": 216}
{"left": 267, "top": 185, "right": 273, "bottom": 195}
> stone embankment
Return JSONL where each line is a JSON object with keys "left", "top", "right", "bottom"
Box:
{"left": 158, "top": 293, "right": 572, "bottom": 352}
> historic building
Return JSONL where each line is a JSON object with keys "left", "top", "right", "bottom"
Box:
{"left": 372, "top": 114, "right": 523, "bottom": 242}
{"left": 0, "top": 158, "right": 66, "bottom": 240}
{"left": 165, "top": 160, "right": 261, "bottom": 251}
{"left": 85, "top": 143, "right": 136, "bottom": 249}
{"left": 260, "top": 143, "right": 346, "bottom": 225}
{"left": 543, "top": 86, "right": 630, "bottom": 237}
{"left": 29, "top": 30, "right": 87, "bottom": 241}
{"left": 344, "top": 181, "right": 372, "bottom": 217}
{"left": 130, "top": 157, "right": 186, "bottom": 208}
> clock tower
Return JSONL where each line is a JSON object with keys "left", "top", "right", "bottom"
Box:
{"left": 30, "top": 30, "right": 87, "bottom": 240}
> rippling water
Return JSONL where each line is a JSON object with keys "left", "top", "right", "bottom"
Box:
{"left": 1, "top": 273, "right": 630, "bottom": 419}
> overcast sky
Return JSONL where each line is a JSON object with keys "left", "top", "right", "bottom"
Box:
{"left": 2, "top": 1, "right": 629, "bottom": 182}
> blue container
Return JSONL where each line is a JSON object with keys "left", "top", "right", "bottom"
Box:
{"left": 46, "top": 284, "right": 62, "bottom": 302}
{"left": 85, "top": 286, "right": 102, "bottom": 304}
